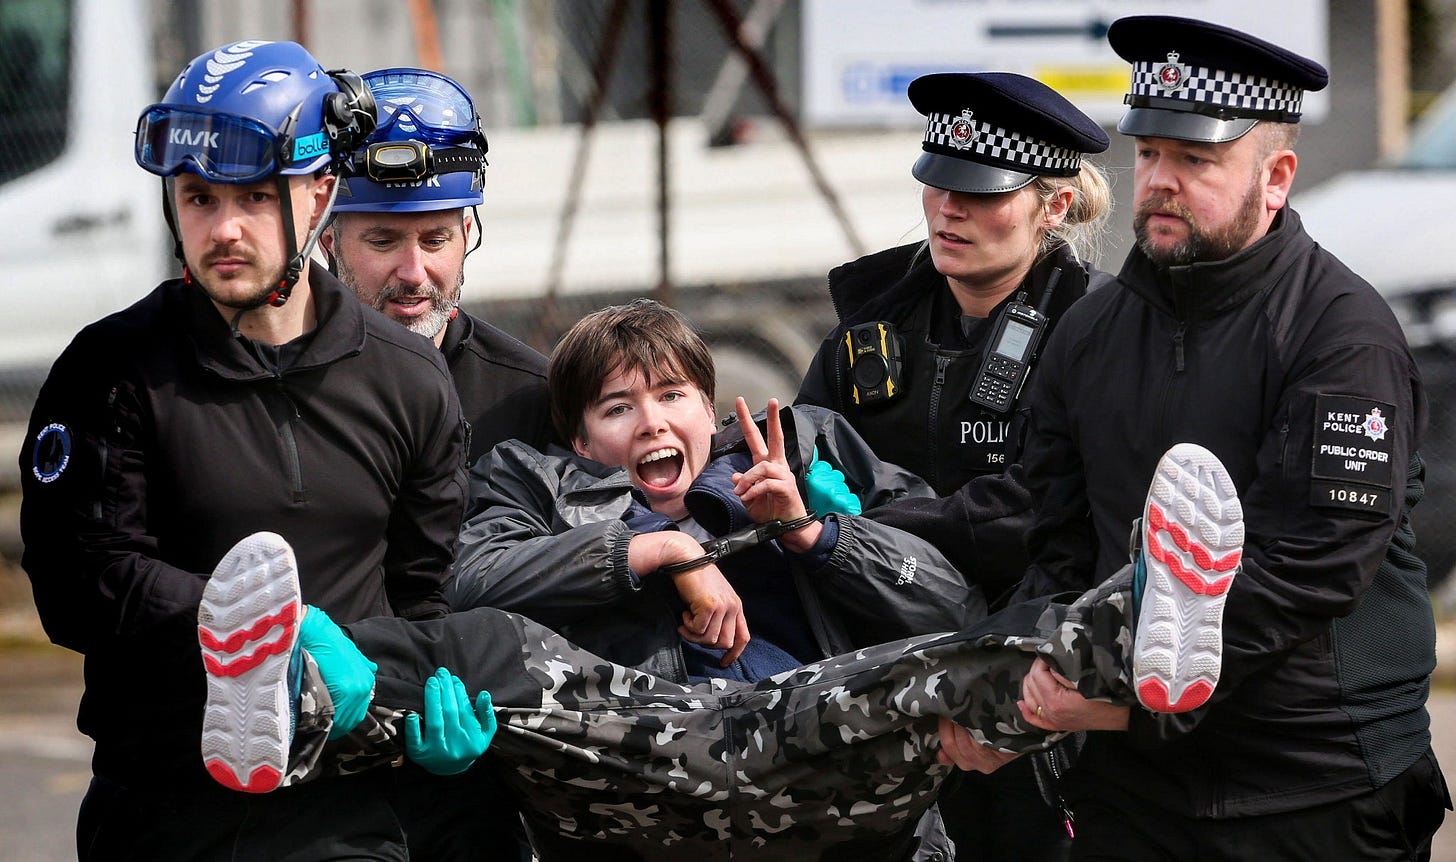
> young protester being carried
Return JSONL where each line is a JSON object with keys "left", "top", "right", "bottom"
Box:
{"left": 196, "top": 301, "right": 1245, "bottom": 860}
{"left": 445, "top": 299, "right": 983, "bottom": 692}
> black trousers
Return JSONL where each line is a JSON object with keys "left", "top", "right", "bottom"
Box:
{"left": 77, "top": 762, "right": 528, "bottom": 861}
{"left": 940, "top": 759, "right": 1072, "bottom": 862}
{"left": 1067, "top": 747, "right": 1451, "bottom": 862}
{"left": 77, "top": 772, "right": 408, "bottom": 862}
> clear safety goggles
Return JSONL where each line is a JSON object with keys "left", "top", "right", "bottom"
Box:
{"left": 363, "top": 68, "right": 488, "bottom": 150}
{"left": 134, "top": 106, "right": 304, "bottom": 184}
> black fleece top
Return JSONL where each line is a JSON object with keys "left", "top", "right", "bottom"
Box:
{"left": 20, "top": 267, "right": 467, "bottom": 790}
{"left": 439, "top": 309, "right": 555, "bottom": 465}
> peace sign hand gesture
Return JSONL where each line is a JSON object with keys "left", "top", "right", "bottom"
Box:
{"left": 730, "top": 397, "right": 823, "bottom": 553}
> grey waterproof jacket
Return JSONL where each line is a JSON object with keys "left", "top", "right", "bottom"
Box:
{"left": 447, "top": 403, "right": 986, "bottom": 682}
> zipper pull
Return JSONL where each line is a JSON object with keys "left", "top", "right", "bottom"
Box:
{"left": 1172, "top": 323, "right": 1187, "bottom": 372}
{"left": 935, "top": 355, "right": 950, "bottom": 385}
{"left": 1060, "top": 802, "right": 1076, "bottom": 839}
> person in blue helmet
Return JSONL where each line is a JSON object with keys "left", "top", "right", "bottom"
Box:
{"left": 17, "top": 39, "right": 477, "bottom": 859}
{"left": 318, "top": 69, "right": 552, "bottom": 862}
{"left": 321, "top": 68, "right": 556, "bottom": 465}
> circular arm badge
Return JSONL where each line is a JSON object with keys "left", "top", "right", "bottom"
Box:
{"left": 32, "top": 422, "right": 72, "bottom": 484}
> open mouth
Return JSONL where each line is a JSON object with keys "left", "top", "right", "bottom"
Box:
{"left": 383, "top": 295, "right": 437, "bottom": 319}
{"left": 637, "top": 447, "right": 684, "bottom": 489}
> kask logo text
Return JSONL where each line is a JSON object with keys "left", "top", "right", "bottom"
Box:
{"left": 170, "top": 128, "right": 220, "bottom": 149}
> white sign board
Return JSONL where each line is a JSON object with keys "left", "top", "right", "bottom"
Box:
{"left": 802, "top": 0, "right": 1329, "bottom": 127}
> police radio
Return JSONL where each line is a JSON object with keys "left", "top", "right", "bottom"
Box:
{"left": 968, "top": 296, "right": 1049, "bottom": 414}
{"left": 844, "top": 321, "right": 904, "bottom": 404}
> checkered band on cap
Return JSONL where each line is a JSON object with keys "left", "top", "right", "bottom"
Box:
{"left": 1129, "top": 58, "right": 1304, "bottom": 120}
{"left": 923, "top": 111, "right": 1082, "bottom": 176}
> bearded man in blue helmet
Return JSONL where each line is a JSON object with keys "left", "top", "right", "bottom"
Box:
{"left": 321, "top": 68, "right": 555, "bottom": 464}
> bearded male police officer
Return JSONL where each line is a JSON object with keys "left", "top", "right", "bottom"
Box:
{"left": 322, "top": 68, "right": 554, "bottom": 465}
{"left": 987, "top": 16, "right": 1452, "bottom": 859}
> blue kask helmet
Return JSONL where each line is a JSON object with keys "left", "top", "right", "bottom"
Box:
{"left": 136, "top": 40, "right": 376, "bottom": 183}
{"left": 134, "top": 40, "right": 376, "bottom": 307}
{"left": 333, "top": 67, "right": 488, "bottom": 213}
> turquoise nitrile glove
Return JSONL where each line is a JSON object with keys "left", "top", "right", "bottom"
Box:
{"left": 805, "top": 446, "right": 861, "bottom": 516}
{"left": 298, "top": 604, "right": 378, "bottom": 740}
{"left": 404, "top": 668, "right": 497, "bottom": 776}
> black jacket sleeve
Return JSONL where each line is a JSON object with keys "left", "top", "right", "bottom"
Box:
{"left": 865, "top": 465, "right": 1034, "bottom": 605}
{"left": 1128, "top": 340, "right": 1424, "bottom": 745}
{"left": 20, "top": 334, "right": 205, "bottom": 653}
{"left": 383, "top": 380, "right": 466, "bottom": 621}
{"left": 449, "top": 442, "right": 640, "bottom": 625}
{"left": 1011, "top": 316, "right": 1098, "bottom": 605}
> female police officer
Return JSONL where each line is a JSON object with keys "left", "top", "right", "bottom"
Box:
{"left": 795, "top": 72, "right": 1111, "bottom": 861}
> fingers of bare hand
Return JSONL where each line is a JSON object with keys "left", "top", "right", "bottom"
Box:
{"left": 735, "top": 397, "right": 770, "bottom": 462}
{"left": 936, "top": 718, "right": 970, "bottom": 764}
{"left": 1047, "top": 666, "right": 1078, "bottom": 690}
{"left": 1019, "top": 699, "right": 1049, "bottom": 729}
{"left": 1021, "top": 659, "right": 1055, "bottom": 704}
{"left": 764, "top": 397, "right": 786, "bottom": 463}
{"left": 937, "top": 717, "right": 1008, "bottom": 773}
{"left": 681, "top": 610, "right": 706, "bottom": 637}
{"left": 723, "top": 620, "right": 750, "bottom": 666}
{"left": 704, "top": 604, "right": 730, "bottom": 645}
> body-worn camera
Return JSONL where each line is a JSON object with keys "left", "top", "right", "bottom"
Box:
{"left": 844, "top": 321, "right": 904, "bottom": 404}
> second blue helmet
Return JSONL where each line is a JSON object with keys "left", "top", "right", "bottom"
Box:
{"left": 334, "top": 68, "right": 488, "bottom": 213}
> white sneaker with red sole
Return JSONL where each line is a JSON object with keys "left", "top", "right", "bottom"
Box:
{"left": 1134, "top": 443, "right": 1243, "bottom": 714}
{"left": 198, "top": 531, "right": 301, "bottom": 793}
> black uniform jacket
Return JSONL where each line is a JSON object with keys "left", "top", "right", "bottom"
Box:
{"left": 1020, "top": 208, "right": 1435, "bottom": 816}
{"left": 798, "top": 241, "right": 1095, "bottom": 601}
{"left": 441, "top": 310, "right": 555, "bottom": 465}
{"left": 19, "top": 268, "right": 467, "bottom": 789}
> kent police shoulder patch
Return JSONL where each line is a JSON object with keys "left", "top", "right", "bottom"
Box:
{"left": 1310, "top": 394, "right": 1394, "bottom": 515}
{"left": 32, "top": 422, "right": 72, "bottom": 484}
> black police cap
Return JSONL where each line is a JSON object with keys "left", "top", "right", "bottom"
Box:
{"left": 1108, "top": 15, "right": 1329, "bottom": 143}
{"left": 908, "top": 72, "right": 1109, "bottom": 195}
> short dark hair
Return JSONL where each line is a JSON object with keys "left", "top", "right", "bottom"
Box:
{"left": 549, "top": 299, "right": 716, "bottom": 445}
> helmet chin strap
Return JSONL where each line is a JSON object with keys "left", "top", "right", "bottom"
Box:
{"left": 160, "top": 178, "right": 186, "bottom": 267}
{"left": 465, "top": 204, "right": 483, "bottom": 258}
{"left": 265, "top": 174, "right": 342, "bottom": 308}
{"left": 219, "top": 176, "right": 342, "bottom": 336}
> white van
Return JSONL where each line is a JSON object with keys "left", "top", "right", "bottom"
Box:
{"left": 1297, "top": 92, "right": 1456, "bottom": 589}
{"left": 0, "top": 0, "right": 164, "bottom": 420}
{"left": 1297, "top": 85, "right": 1456, "bottom": 348}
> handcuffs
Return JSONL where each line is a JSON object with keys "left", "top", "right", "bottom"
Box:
{"left": 657, "top": 512, "right": 818, "bottom": 577}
